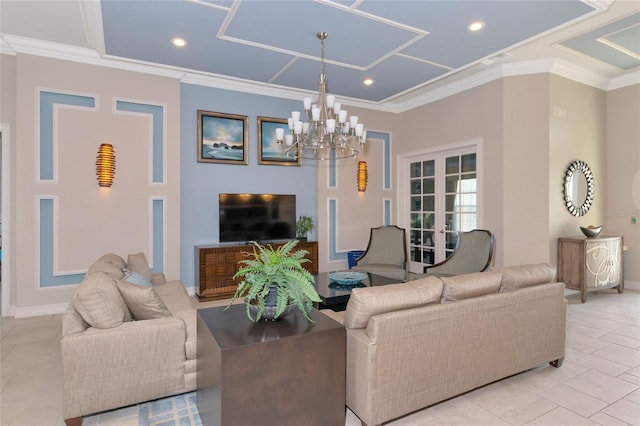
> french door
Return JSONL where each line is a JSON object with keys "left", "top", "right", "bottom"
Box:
{"left": 404, "top": 146, "right": 478, "bottom": 273}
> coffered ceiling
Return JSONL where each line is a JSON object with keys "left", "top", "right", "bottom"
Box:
{"left": 1, "top": 0, "right": 638, "bottom": 111}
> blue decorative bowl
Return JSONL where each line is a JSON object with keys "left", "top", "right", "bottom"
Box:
{"left": 329, "top": 271, "right": 367, "bottom": 285}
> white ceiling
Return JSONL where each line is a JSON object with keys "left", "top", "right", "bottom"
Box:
{"left": 1, "top": 0, "right": 639, "bottom": 112}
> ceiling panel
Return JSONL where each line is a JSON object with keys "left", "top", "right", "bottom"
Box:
{"left": 558, "top": 12, "right": 640, "bottom": 70}
{"left": 1, "top": 0, "right": 638, "bottom": 107}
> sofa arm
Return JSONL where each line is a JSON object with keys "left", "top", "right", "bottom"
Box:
{"left": 61, "top": 317, "right": 187, "bottom": 419}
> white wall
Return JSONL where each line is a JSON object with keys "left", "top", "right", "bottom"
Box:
{"left": 606, "top": 84, "right": 640, "bottom": 286}
{"left": 549, "top": 75, "right": 607, "bottom": 264}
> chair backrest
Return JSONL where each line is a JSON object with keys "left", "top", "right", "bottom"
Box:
{"left": 431, "top": 229, "right": 494, "bottom": 275}
{"left": 358, "top": 225, "right": 407, "bottom": 268}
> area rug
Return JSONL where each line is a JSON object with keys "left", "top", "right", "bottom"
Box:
{"left": 138, "top": 392, "right": 201, "bottom": 426}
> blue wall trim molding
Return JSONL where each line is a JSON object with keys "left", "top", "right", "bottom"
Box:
{"left": 38, "top": 198, "right": 85, "bottom": 287}
{"left": 115, "top": 100, "right": 165, "bottom": 184}
{"left": 152, "top": 198, "right": 164, "bottom": 273}
{"left": 368, "top": 131, "right": 391, "bottom": 190}
{"left": 328, "top": 198, "right": 347, "bottom": 262}
{"left": 39, "top": 91, "right": 96, "bottom": 181}
{"left": 384, "top": 198, "right": 392, "bottom": 225}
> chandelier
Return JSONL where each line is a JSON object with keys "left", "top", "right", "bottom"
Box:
{"left": 275, "top": 32, "right": 367, "bottom": 160}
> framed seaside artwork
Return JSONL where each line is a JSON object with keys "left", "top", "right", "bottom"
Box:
{"left": 197, "top": 110, "right": 248, "bottom": 164}
{"left": 257, "top": 116, "right": 300, "bottom": 166}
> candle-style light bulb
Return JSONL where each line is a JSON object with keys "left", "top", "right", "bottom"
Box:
{"left": 326, "top": 119, "right": 336, "bottom": 133}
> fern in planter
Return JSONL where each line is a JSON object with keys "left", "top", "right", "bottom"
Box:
{"left": 226, "top": 240, "right": 321, "bottom": 322}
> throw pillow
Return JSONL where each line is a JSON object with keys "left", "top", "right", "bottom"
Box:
{"left": 116, "top": 279, "right": 171, "bottom": 320}
{"left": 87, "top": 259, "right": 126, "bottom": 281}
{"left": 441, "top": 271, "right": 502, "bottom": 302}
{"left": 95, "top": 253, "right": 127, "bottom": 270}
{"left": 72, "top": 272, "right": 132, "bottom": 329}
{"left": 127, "top": 252, "right": 152, "bottom": 281}
{"left": 123, "top": 271, "right": 153, "bottom": 288}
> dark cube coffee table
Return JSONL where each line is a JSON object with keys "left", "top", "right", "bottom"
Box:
{"left": 197, "top": 304, "right": 346, "bottom": 426}
{"left": 314, "top": 271, "right": 402, "bottom": 311}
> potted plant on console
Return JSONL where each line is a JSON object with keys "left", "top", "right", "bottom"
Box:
{"left": 295, "top": 215, "right": 314, "bottom": 241}
{"left": 226, "top": 240, "right": 321, "bottom": 322}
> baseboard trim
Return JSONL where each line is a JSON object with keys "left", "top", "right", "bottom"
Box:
{"left": 625, "top": 280, "right": 640, "bottom": 291}
{"left": 13, "top": 302, "right": 69, "bottom": 318}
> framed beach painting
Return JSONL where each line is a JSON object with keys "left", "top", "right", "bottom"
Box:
{"left": 257, "top": 116, "right": 300, "bottom": 166}
{"left": 197, "top": 110, "right": 248, "bottom": 164}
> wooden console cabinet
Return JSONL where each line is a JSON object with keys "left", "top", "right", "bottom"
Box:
{"left": 557, "top": 236, "right": 623, "bottom": 303}
{"left": 195, "top": 241, "right": 318, "bottom": 301}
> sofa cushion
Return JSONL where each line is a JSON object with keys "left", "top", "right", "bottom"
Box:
{"left": 127, "top": 252, "right": 152, "bottom": 281}
{"left": 499, "top": 263, "right": 556, "bottom": 292}
{"left": 72, "top": 272, "right": 132, "bottom": 329}
{"left": 441, "top": 271, "right": 503, "bottom": 302}
{"left": 87, "top": 259, "right": 125, "bottom": 281}
{"left": 154, "top": 280, "right": 194, "bottom": 313}
{"left": 344, "top": 276, "right": 443, "bottom": 329}
{"left": 123, "top": 271, "right": 153, "bottom": 288}
{"left": 116, "top": 279, "right": 171, "bottom": 320}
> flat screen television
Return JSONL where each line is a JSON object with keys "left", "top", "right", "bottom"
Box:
{"left": 219, "top": 193, "right": 296, "bottom": 243}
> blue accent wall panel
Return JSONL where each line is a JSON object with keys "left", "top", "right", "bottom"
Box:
{"left": 39, "top": 91, "right": 96, "bottom": 181}
{"left": 180, "top": 84, "right": 317, "bottom": 288}
{"left": 328, "top": 199, "right": 347, "bottom": 262}
{"left": 152, "top": 199, "right": 164, "bottom": 272}
{"left": 384, "top": 199, "right": 392, "bottom": 225}
{"left": 39, "top": 198, "right": 85, "bottom": 287}
{"left": 116, "top": 101, "right": 165, "bottom": 183}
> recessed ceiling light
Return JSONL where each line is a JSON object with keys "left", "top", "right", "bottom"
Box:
{"left": 467, "top": 21, "right": 485, "bottom": 32}
{"left": 363, "top": 78, "right": 374, "bottom": 86}
{"left": 171, "top": 37, "right": 187, "bottom": 47}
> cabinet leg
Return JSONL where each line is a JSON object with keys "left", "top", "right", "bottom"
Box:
{"left": 581, "top": 289, "right": 586, "bottom": 303}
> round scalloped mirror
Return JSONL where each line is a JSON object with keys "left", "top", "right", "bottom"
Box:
{"left": 563, "top": 160, "right": 594, "bottom": 217}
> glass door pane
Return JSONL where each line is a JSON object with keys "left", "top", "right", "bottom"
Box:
{"left": 405, "top": 147, "right": 477, "bottom": 273}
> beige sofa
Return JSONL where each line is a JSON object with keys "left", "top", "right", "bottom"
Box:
{"left": 324, "top": 263, "right": 566, "bottom": 426}
{"left": 61, "top": 253, "right": 196, "bottom": 425}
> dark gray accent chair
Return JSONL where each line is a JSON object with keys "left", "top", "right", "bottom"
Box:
{"left": 351, "top": 225, "right": 408, "bottom": 282}
{"left": 423, "top": 229, "right": 495, "bottom": 277}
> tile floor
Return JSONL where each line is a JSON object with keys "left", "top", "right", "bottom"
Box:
{"left": 1, "top": 288, "right": 639, "bottom": 426}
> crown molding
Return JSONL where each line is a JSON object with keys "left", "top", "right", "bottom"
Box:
{"left": 180, "top": 72, "right": 388, "bottom": 112}
{"left": 0, "top": 36, "right": 16, "bottom": 56}
{"left": 608, "top": 70, "right": 640, "bottom": 90}
{"left": 1, "top": 33, "right": 636, "bottom": 114}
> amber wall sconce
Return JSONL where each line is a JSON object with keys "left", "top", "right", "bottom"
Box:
{"left": 96, "top": 143, "right": 116, "bottom": 187}
{"left": 357, "top": 160, "right": 368, "bottom": 192}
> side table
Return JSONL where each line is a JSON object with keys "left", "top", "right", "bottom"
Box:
{"left": 197, "top": 305, "right": 346, "bottom": 426}
{"left": 557, "top": 235, "right": 624, "bottom": 303}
